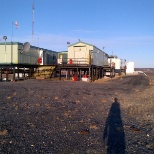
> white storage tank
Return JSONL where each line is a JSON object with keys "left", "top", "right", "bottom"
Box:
{"left": 126, "top": 62, "right": 134, "bottom": 73}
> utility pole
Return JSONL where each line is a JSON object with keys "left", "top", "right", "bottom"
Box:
{"left": 32, "top": 0, "right": 35, "bottom": 44}
{"left": 3, "top": 36, "right": 7, "bottom": 63}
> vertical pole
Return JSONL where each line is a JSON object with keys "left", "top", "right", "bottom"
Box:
{"left": 32, "top": 0, "right": 35, "bottom": 44}
{"left": 95, "top": 67, "right": 97, "bottom": 80}
{"left": 110, "top": 68, "right": 112, "bottom": 78}
{"left": 5, "top": 40, "right": 6, "bottom": 63}
{"left": 66, "top": 70, "right": 67, "bottom": 79}
{"left": 68, "top": 69, "right": 70, "bottom": 80}
{"left": 6, "top": 68, "right": 8, "bottom": 82}
{"left": 92, "top": 66, "right": 94, "bottom": 82}
{"left": 13, "top": 67, "right": 15, "bottom": 81}
{"left": 89, "top": 52, "right": 91, "bottom": 65}
{"left": 3, "top": 36, "right": 7, "bottom": 63}
{"left": 11, "top": 22, "right": 13, "bottom": 64}
{"left": 77, "top": 67, "right": 78, "bottom": 80}
{"left": 124, "top": 59, "right": 126, "bottom": 75}
{"left": 18, "top": 67, "right": 19, "bottom": 80}
{"left": 0, "top": 68, "right": 2, "bottom": 82}
{"left": 99, "top": 68, "right": 101, "bottom": 79}
{"left": 59, "top": 68, "right": 61, "bottom": 80}
{"left": 23, "top": 67, "right": 25, "bottom": 80}
{"left": 80, "top": 69, "right": 81, "bottom": 81}
{"left": 29, "top": 67, "right": 32, "bottom": 79}
{"left": 11, "top": 42, "right": 13, "bottom": 64}
{"left": 11, "top": 22, "right": 13, "bottom": 42}
{"left": 11, "top": 22, "right": 15, "bottom": 64}
{"left": 89, "top": 67, "right": 91, "bottom": 82}
{"left": 100, "top": 68, "right": 103, "bottom": 78}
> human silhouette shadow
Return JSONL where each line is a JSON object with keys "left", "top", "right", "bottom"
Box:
{"left": 103, "top": 98, "right": 126, "bottom": 154}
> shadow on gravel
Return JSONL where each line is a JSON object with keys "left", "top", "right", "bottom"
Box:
{"left": 103, "top": 98, "right": 126, "bottom": 154}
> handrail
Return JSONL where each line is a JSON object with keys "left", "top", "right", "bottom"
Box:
{"left": 58, "top": 58, "right": 90, "bottom": 65}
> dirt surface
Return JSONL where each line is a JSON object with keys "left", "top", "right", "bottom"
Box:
{"left": 0, "top": 74, "right": 154, "bottom": 154}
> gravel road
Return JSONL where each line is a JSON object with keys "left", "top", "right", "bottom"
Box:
{"left": 0, "top": 75, "right": 154, "bottom": 154}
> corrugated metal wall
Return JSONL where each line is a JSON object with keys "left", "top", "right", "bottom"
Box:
{"left": 43, "top": 50, "right": 58, "bottom": 65}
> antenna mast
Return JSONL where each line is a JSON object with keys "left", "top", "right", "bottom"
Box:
{"left": 32, "top": 0, "right": 35, "bottom": 44}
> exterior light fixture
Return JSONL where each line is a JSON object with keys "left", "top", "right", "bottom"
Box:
{"left": 3, "top": 36, "right": 7, "bottom": 63}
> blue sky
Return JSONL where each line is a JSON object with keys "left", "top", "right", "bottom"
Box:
{"left": 0, "top": 0, "right": 154, "bottom": 68}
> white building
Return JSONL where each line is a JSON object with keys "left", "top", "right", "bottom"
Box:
{"left": 126, "top": 62, "right": 135, "bottom": 73}
{"left": 108, "top": 56, "right": 121, "bottom": 72}
{"left": 68, "top": 41, "right": 108, "bottom": 66}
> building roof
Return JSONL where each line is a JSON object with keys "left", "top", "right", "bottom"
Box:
{"left": 58, "top": 51, "right": 68, "bottom": 53}
{"left": 108, "top": 55, "right": 118, "bottom": 58}
{"left": 68, "top": 40, "right": 108, "bottom": 55}
{"left": 68, "top": 40, "right": 94, "bottom": 47}
{"left": 0, "top": 42, "right": 57, "bottom": 53}
{"left": 0, "top": 42, "right": 23, "bottom": 45}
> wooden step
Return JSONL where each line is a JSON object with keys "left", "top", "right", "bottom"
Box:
{"left": 33, "top": 65, "right": 56, "bottom": 79}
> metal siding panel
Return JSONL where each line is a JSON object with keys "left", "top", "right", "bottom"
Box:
{"left": 12, "top": 44, "right": 18, "bottom": 64}
{"left": 0, "top": 44, "right": 6, "bottom": 63}
{"left": 92, "top": 47, "right": 108, "bottom": 66}
{"left": 18, "top": 46, "right": 38, "bottom": 64}
{"left": 68, "top": 46, "right": 74, "bottom": 61}
{"left": 0, "top": 44, "right": 18, "bottom": 64}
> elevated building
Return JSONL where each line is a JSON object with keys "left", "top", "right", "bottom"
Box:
{"left": 68, "top": 41, "right": 108, "bottom": 66}
{"left": 0, "top": 42, "right": 58, "bottom": 65}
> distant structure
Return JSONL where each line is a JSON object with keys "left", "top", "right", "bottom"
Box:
{"left": 32, "top": 0, "right": 35, "bottom": 44}
{"left": 126, "top": 62, "right": 135, "bottom": 73}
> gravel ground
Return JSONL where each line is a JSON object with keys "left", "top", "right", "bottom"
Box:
{"left": 0, "top": 74, "right": 154, "bottom": 154}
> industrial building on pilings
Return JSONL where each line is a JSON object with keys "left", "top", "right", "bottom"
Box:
{"left": 0, "top": 41, "right": 127, "bottom": 82}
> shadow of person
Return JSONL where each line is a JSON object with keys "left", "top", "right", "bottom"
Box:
{"left": 103, "top": 98, "right": 126, "bottom": 154}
